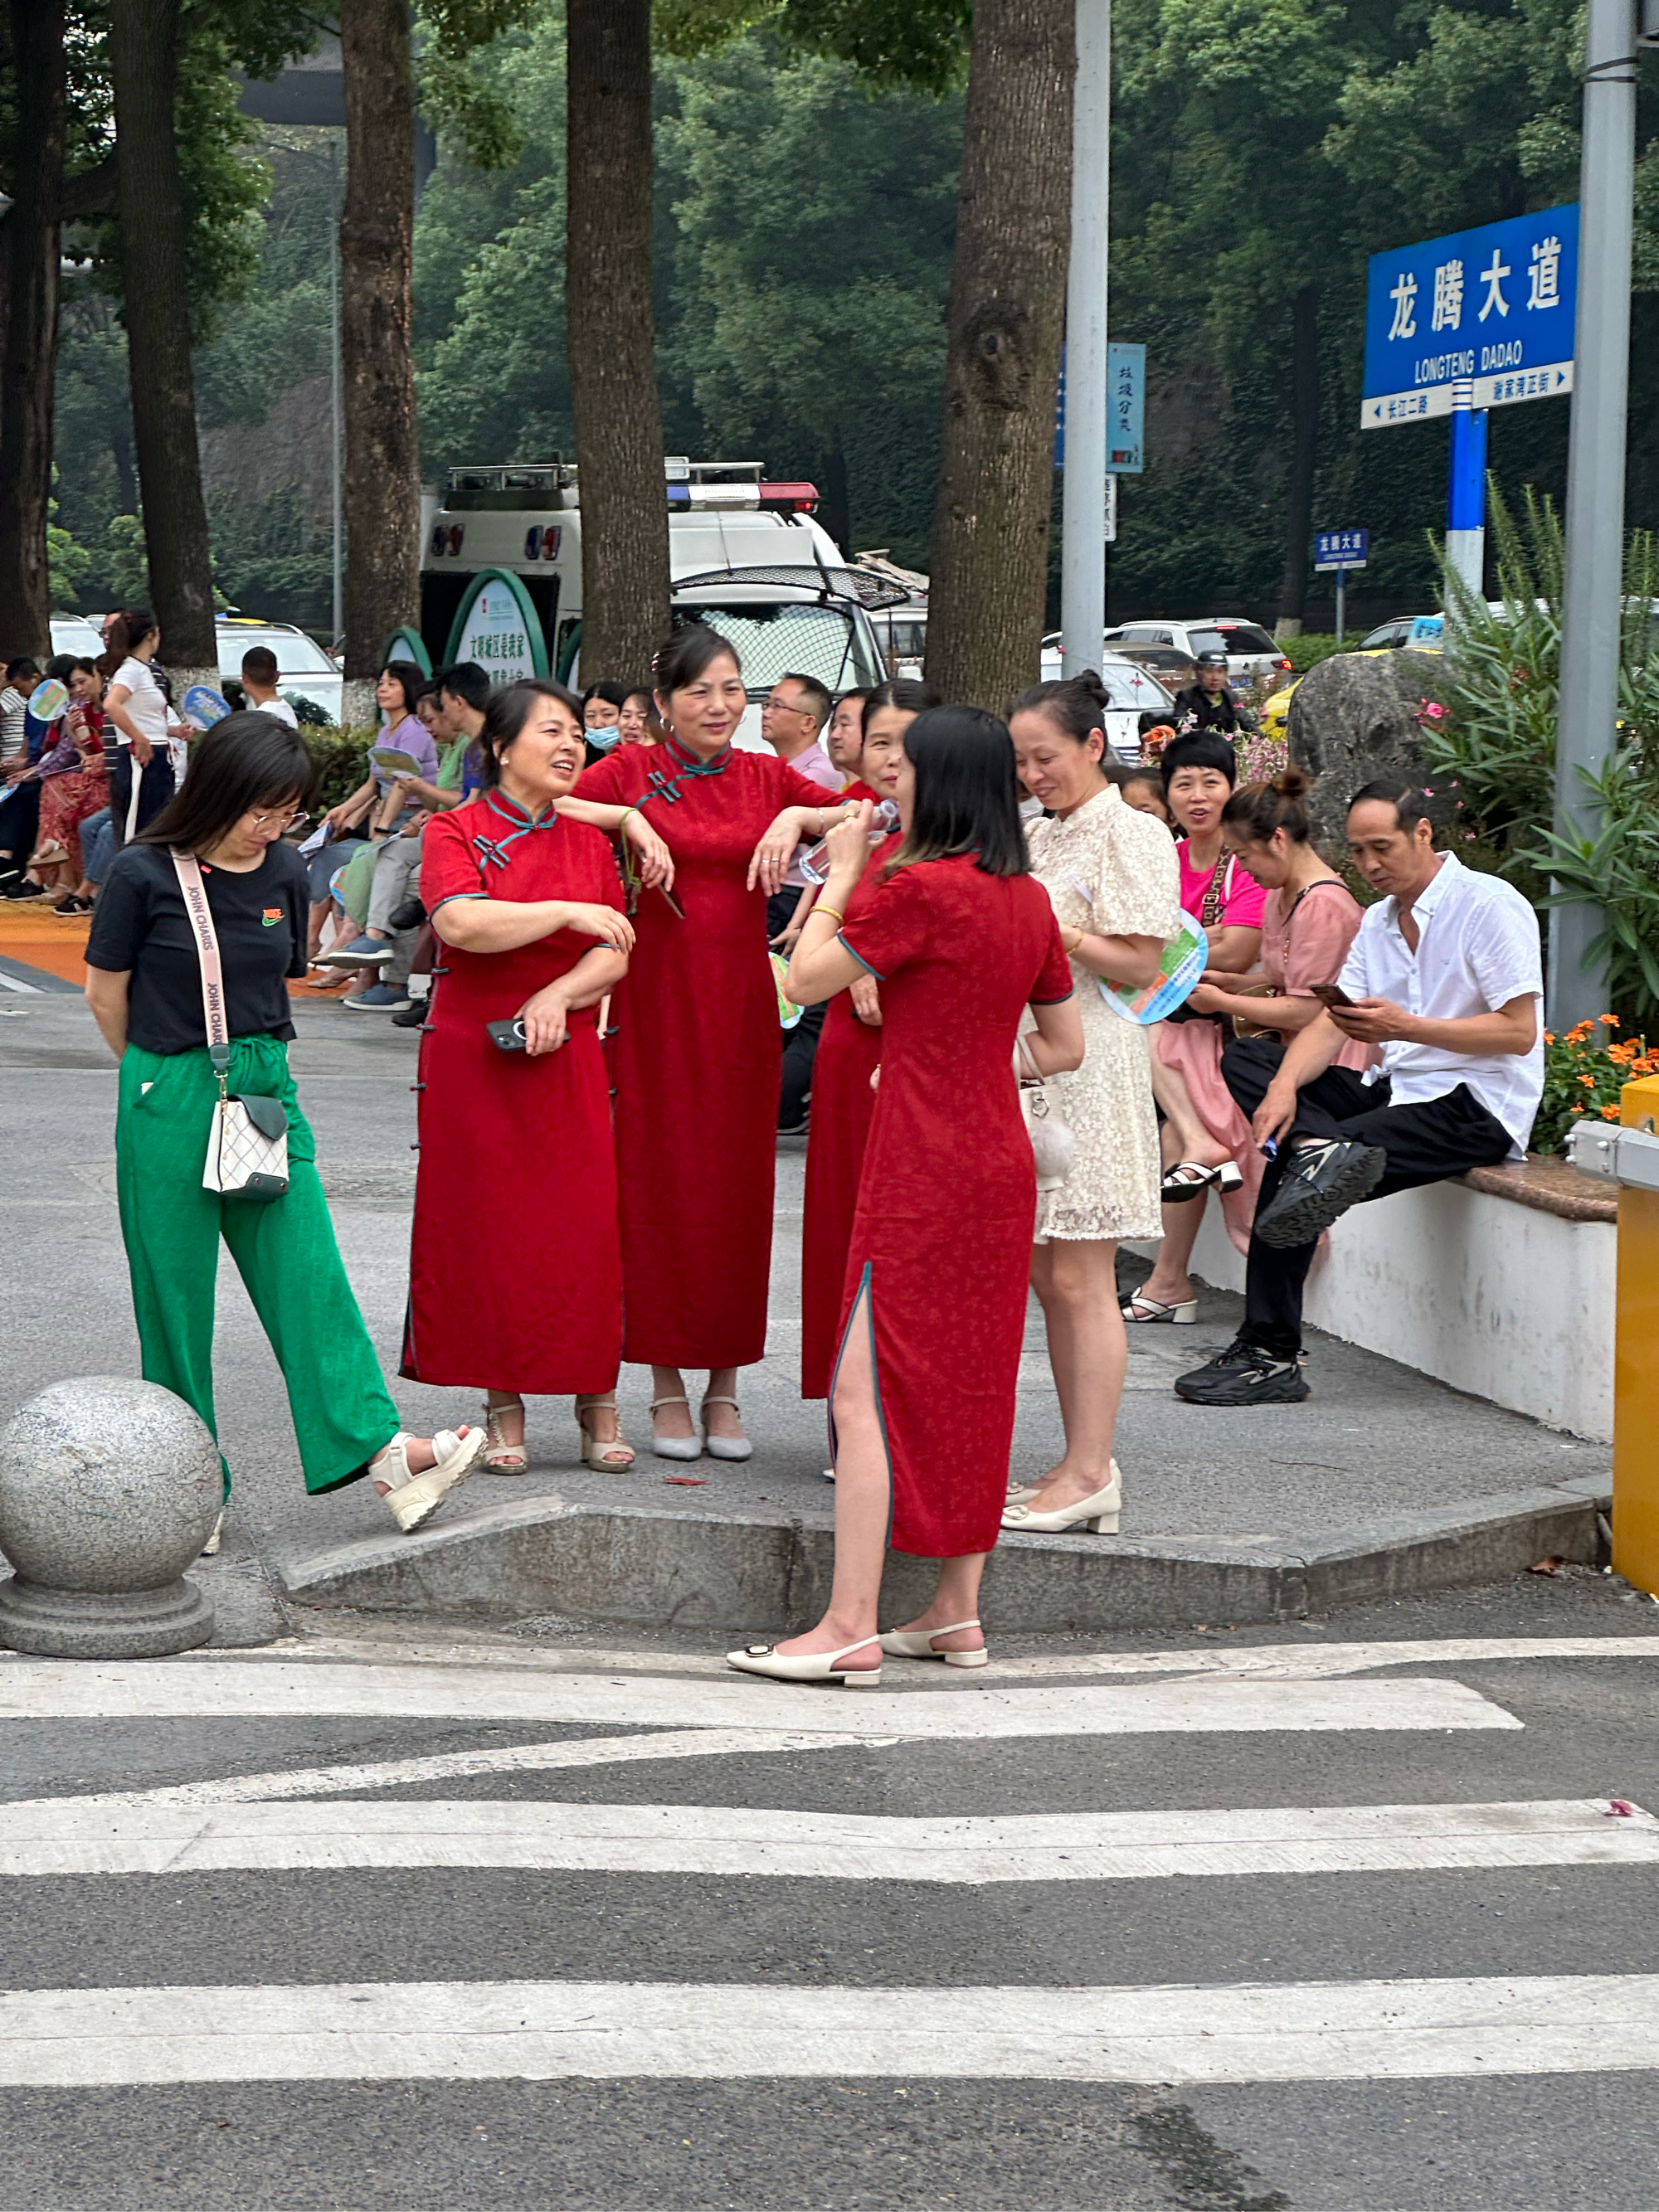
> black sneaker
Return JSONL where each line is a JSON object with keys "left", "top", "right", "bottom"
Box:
{"left": 1175, "top": 1343, "right": 1311, "bottom": 1406}
{"left": 2, "top": 878, "right": 45, "bottom": 900}
{"left": 1253, "top": 1138, "right": 1387, "bottom": 1249}
{"left": 387, "top": 893, "right": 427, "bottom": 931}
{"left": 391, "top": 999, "right": 426, "bottom": 1029}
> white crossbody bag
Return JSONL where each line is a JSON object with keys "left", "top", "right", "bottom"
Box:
{"left": 170, "top": 849, "right": 291, "bottom": 1202}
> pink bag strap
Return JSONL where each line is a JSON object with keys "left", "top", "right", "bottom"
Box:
{"left": 169, "top": 848, "right": 231, "bottom": 1071}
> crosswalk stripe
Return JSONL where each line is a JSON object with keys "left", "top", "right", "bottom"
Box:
{"left": 0, "top": 1973, "right": 1652, "bottom": 2086}
{"left": 1, "top": 1796, "right": 1649, "bottom": 1885}
{"left": 0, "top": 1660, "right": 1522, "bottom": 1736}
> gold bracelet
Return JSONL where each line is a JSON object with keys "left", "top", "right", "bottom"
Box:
{"left": 813, "top": 904, "right": 846, "bottom": 925}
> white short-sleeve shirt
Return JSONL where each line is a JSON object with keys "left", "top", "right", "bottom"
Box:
{"left": 1337, "top": 850, "right": 1544, "bottom": 1157}
{"left": 110, "top": 657, "right": 170, "bottom": 748}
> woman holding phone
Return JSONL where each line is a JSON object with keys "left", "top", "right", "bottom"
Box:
{"left": 406, "top": 680, "right": 653, "bottom": 1474}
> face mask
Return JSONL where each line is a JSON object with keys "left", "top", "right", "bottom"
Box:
{"left": 587, "top": 724, "right": 621, "bottom": 751}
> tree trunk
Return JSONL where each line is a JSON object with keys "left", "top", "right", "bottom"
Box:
{"left": 924, "top": 0, "right": 1073, "bottom": 712}
{"left": 0, "top": 0, "right": 66, "bottom": 664}
{"left": 818, "top": 438, "right": 852, "bottom": 557}
{"left": 338, "top": 0, "right": 420, "bottom": 722}
{"left": 1274, "top": 280, "right": 1320, "bottom": 637}
{"left": 108, "top": 0, "right": 216, "bottom": 678}
{"left": 567, "top": 0, "right": 669, "bottom": 683}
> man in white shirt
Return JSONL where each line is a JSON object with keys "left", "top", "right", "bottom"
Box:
{"left": 761, "top": 672, "right": 842, "bottom": 1134}
{"left": 241, "top": 647, "right": 298, "bottom": 727}
{"left": 1175, "top": 776, "right": 1543, "bottom": 1407}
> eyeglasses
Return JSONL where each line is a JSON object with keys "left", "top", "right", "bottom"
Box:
{"left": 763, "top": 694, "right": 808, "bottom": 716}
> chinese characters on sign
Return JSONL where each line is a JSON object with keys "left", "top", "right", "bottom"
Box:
{"left": 1361, "top": 206, "right": 1578, "bottom": 429}
{"left": 1105, "top": 343, "right": 1145, "bottom": 474}
{"left": 1313, "top": 530, "right": 1369, "bottom": 573}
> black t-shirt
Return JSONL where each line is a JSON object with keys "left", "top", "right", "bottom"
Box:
{"left": 86, "top": 840, "right": 311, "bottom": 1055}
{"left": 1172, "top": 683, "right": 1243, "bottom": 734}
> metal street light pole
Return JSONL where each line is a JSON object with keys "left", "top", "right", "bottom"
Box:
{"left": 1550, "top": 0, "right": 1639, "bottom": 1029}
{"left": 1060, "top": 0, "right": 1110, "bottom": 679}
{"left": 330, "top": 135, "right": 345, "bottom": 647}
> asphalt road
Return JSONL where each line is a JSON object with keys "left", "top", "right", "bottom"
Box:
{"left": 4, "top": 1573, "right": 1659, "bottom": 2211}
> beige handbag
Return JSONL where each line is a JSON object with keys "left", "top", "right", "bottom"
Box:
{"left": 171, "top": 849, "right": 291, "bottom": 1201}
{"left": 1015, "top": 1033, "right": 1074, "bottom": 1189}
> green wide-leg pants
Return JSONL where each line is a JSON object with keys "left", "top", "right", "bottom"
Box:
{"left": 115, "top": 1035, "right": 401, "bottom": 1495}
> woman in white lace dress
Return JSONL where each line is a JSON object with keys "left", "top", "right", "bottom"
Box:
{"left": 1003, "top": 673, "right": 1183, "bottom": 1537}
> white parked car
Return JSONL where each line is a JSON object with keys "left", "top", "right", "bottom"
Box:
{"left": 1034, "top": 645, "right": 1177, "bottom": 760}
{"left": 216, "top": 617, "right": 343, "bottom": 727}
{"left": 1102, "top": 617, "right": 1290, "bottom": 689}
{"left": 49, "top": 614, "right": 106, "bottom": 661}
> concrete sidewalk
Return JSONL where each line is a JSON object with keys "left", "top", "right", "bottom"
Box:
{"left": 0, "top": 992, "right": 1610, "bottom": 1640}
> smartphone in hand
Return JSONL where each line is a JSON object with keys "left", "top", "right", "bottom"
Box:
{"left": 1310, "top": 983, "right": 1356, "bottom": 1009}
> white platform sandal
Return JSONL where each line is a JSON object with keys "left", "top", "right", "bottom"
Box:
{"left": 372, "top": 1427, "right": 487, "bottom": 1533}
{"left": 650, "top": 1395, "right": 703, "bottom": 1461}
{"left": 725, "top": 1636, "right": 883, "bottom": 1686}
{"left": 878, "top": 1617, "right": 988, "bottom": 1669}
{"left": 700, "top": 1393, "right": 752, "bottom": 1461}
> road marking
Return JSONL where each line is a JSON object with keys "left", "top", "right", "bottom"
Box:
{"left": 1, "top": 1797, "right": 1648, "bottom": 1885}
{"left": 0, "top": 1660, "right": 1520, "bottom": 1736}
{"left": 0, "top": 1729, "right": 879, "bottom": 1819}
{"left": 173, "top": 1631, "right": 1657, "bottom": 1686}
{"left": 2, "top": 1973, "right": 1655, "bottom": 2085}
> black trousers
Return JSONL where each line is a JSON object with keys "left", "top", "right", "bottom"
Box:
{"left": 767, "top": 886, "right": 827, "bottom": 1129}
{"left": 1220, "top": 1033, "right": 1515, "bottom": 1359}
{"left": 0, "top": 779, "right": 41, "bottom": 862}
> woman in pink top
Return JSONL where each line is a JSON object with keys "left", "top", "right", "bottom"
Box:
{"left": 1126, "top": 765, "right": 1375, "bottom": 1323}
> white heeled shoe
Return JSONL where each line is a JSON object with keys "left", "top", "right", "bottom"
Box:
{"left": 878, "top": 1616, "right": 988, "bottom": 1669}
{"left": 1121, "top": 1292, "right": 1197, "bottom": 1325}
{"left": 372, "top": 1427, "right": 487, "bottom": 1533}
{"left": 650, "top": 1395, "right": 702, "bottom": 1461}
{"left": 701, "top": 1393, "right": 752, "bottom": 1461}
{"left": 725, "top": 1636, "right": 883, "bottom": 1686}
{"left": 1000, "top": 1460, "right": 1122, "bottom": 1535}
{"left": 1005, "top": 1479, "right": 1039, "bottom": 1504}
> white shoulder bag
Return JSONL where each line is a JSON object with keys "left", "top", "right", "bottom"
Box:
{"left": 170, "top": 849, "right": 291, "bottom": 1202}
{"left": 1015, "top": 1033, "right": 1074, "bottom": 1190}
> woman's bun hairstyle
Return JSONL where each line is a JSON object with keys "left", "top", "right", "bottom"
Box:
{"left": 1222, "top": 761, "right": 1313, "bottom": 845}
{"left": 1009, "top": 668, "right": 1110, "bottom": 743}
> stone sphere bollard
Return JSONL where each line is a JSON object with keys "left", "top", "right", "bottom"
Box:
{"left": 0, "top": 1377, "right": 220, "bottom": 1658}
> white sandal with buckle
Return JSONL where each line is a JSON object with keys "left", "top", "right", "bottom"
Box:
{"left": 1000, "top": 1461, "right": 1122, "bottom": 1536}
{"left": 650, "top": 1395, "right": 702, "bottom": 1461}
{"left": 725, "top": 1635, "right": 883, "bottom": 1686}
{"left": 878, "top": 1617, "right": 988, "bottom": 1669}
{"left": 1120, "top": 1291, "right": 1197, "bottom": 1325}
{"left": 576, "top": 1394, "right": 635, "bottom": 1470}
{"left": 700, "top": 1393, "right": 752, "bottom": 1461}
{"left": 372, "top": 1427, "right": 487, "bottom": 1532}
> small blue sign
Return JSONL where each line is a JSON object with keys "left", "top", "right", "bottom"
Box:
{"left": 1361, "top": 204, "right": 1578, "bottom": 429}
{"left": 1314, "top": 528, "right": 1369, "bottom": 571}
{"left": 1054, "top": 341, "right": 1146, "bottom": 473}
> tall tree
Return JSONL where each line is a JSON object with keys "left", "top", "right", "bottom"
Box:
{"left": 108, "top": 0, "right": 216, "bottom": 678}
{"left": 567, "top": 0, "right": 669, "bottom": 679}
{"left": 1274, "top": 280, "right": 1320, "bottom": 634}
{"left": 923, "top": 0, "right": 1073, "bottom": 708}
{"left": 339, "top": 0, "right": 421, "bottom": 722}
{"left": 0, "top": 0, "right": 67, "bottom": 662}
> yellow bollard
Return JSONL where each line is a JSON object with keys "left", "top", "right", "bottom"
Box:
{"left": 1613, "top": 1073, "right": 1659, "bottom": 1593}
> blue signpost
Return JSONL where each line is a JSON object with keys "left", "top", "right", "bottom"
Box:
{"left": 1314, "top": 528, "right": 1370, "bottom": 644}
{"left": 1361, "top": 204, "right": 1578, "bottom": 595}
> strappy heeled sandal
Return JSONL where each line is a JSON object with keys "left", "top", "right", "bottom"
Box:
{"left": 650, "top": 1394, "right": 702, "bottom": 1461}
{"left": 372, "top": 1427, "right": 487, "bottom": 1532}
{"left": 483, "top": 1398, "right": 528, "bottom": 1475}
{"left": 700, "top": 1393, "right": 752, "bottom": 1462}
{"left": 576, "top": 1394, "right": 635, "bottom": 1471}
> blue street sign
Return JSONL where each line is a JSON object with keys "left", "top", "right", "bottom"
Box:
{"left": 1105, "top": 343, "right": 1145, "bottom": 474}
{"left": 1361, "top": 204, "right": 1578, "bottom": 429}
{"left": 1055, "top": 340, "right": 1146, "bottom": 472}
{"left": 1314, "top": 528, "right": 1369, "bottom": 571}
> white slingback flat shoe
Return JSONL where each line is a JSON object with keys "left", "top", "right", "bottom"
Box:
{"left": 1000, "top": 1460, "right": 1122, "bottom": 1536}
{"left": 725, "top": 1636, "right": 883, "bottom": 1686}
{"left": 878, "top": 1616, "right": 988, "bottom": 1669}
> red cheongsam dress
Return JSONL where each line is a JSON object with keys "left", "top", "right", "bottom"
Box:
{"left": 402, "top": 794, "right": 625, "bottom": 1394}
{"left": 837, "top": 856, "right": 1075, "bottom": 1557}
{"left": 576, "top": 739, "right": 838, "bottom": 1369}
{"left": 800, "top": 831, "right": 897, "bottom": 1398}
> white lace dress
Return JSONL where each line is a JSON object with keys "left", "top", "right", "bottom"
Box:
{"left": 1027, "top": 785, "right": 1183, "bottom": 1242}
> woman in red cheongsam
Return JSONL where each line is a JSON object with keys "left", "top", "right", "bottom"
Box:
{"left": 727, "top": 707, "right": 1085, "bottom": 1686}
{"left": 575, "top": 625, "right": 853, "bottom": 1461}
{"left": 406, "top": 680, "right": 645, "bottom": 1473}
{"left": 799, "top": 678, "right": 937, "bottom": 1400}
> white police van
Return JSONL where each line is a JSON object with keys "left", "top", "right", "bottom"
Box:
{"left": 418, "top": 459, "right": 897, "bottom": 748}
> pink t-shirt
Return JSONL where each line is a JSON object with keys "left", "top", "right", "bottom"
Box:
{"left": 1262, "top": 878, "right": 1379, "bottom": 1073}
{"left": 1176, "top": 843, "right": 1267, "bottom": 933}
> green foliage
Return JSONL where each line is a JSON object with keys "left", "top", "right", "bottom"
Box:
{"left": 655, "top": 0, "right": 967, "bottom": 95}
{"left": 306, "top": 728, "right": 376, "bottom": 812}
{"left": 1533, "top": 1018, "right": 1656, "bottom": 1159}
{"left": 1418, "top": 485, "right": 1659, "bottom": 1029}
{"left": 418, "top": 0, "right": 545, "bottom": 170}
{"left": 47, "top": 503, "right": 93, "bottom": 605}
{"left": 1282, "top": 633, "right": 1344, "bottom": 672}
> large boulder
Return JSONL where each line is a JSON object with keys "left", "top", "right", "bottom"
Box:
{"left": 1287, "top": 649, "right": 1440, "bottom": 854}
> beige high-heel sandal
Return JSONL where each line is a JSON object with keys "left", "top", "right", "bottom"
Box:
{"left": 576, "top": 1395, "right": 635, "bottom": 1470}
{"left": 482, "top": 1399, "right": 528, "bottom": 1475}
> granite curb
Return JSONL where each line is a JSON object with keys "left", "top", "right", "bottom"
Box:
{"left": 265, "top": 1477, "right": 1613, "bottom": 1637}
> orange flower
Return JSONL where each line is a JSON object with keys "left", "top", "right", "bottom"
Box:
{"left": 1600, "top": 1013, "right": 1620, "bottom": 1025}
{"left": 1637, "top": 1058, "right": 1659, "bottom": 1076}
{"left": 1579, "top": 1073, "right": 1598, "bottom": 1087}
{"left": 1569, "top": 1021, "right": 1594, "bottom": 1043}
{"left": 1544, "top": 1031, "right": 1556, "bottom": 1045}
{"left": 1601, "top": 1103, "right": 1623, "bottom": 1119}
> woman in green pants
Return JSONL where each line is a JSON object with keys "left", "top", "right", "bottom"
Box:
{"left": 84, "top": 712, "right": 485, "bottom": 1534}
